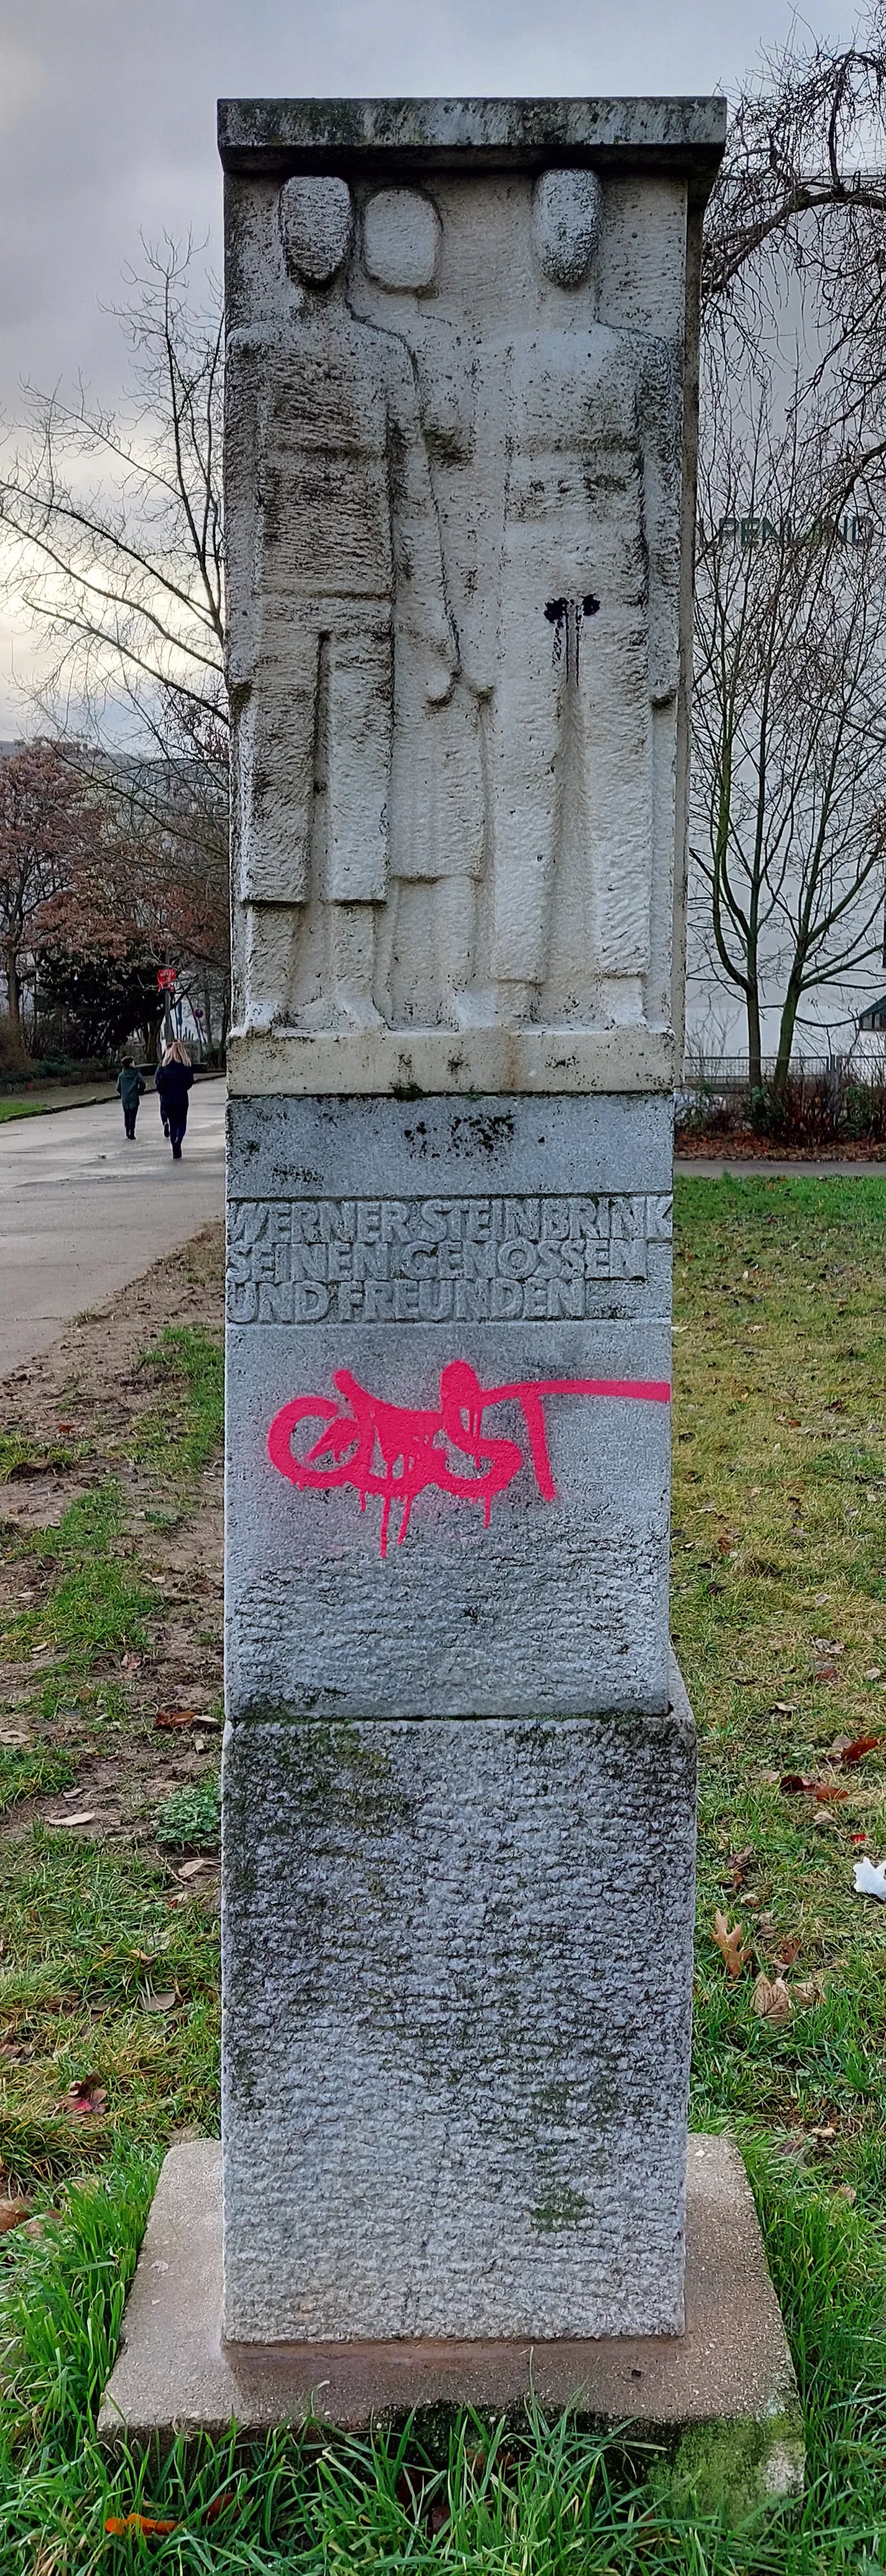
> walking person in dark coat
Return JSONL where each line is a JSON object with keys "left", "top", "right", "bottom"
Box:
{"left": 155, "top": 1041, "right": 194, "bottom": 1160}
{"left": 116, "top": 1056, "right": 145, "bottom": 1140}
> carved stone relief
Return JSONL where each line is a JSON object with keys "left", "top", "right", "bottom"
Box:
{"left": 225, "top": 166, "right": 683, "bottom": 1043}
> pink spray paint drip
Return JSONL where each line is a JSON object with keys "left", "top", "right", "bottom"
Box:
{"left": 267, "top": 1360, "right": 671, "bottom": 1558}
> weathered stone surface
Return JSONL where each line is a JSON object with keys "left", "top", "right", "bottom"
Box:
{"left": 221, "top": 1684, "right": 696, "bottom": 2342}
{"left": 98, "top": 2133, "right": 803, "bottom": 2513}
{"left": 226, "top": 1094, "right": 673, "bottom": 1719}
{"left": 226, "top": 1021, "right": 676, "bottom": 1097}
{"left": 363, "top": 187, "right": 442, "bottom": 291}
{"left": 221, "top": 100, "right": 725, "bottom": 1087}
{"left": 217, "top": 95, "right": 728, "bottom": 192}
{"left": 213, "top": 98, "right": 734, "bottom": 2394}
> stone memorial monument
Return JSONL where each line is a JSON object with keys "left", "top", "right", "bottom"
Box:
{"left": 101, "top": 96, "right": 804, "bottom": 2499}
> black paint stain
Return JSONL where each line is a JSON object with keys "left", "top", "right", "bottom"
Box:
{"left": 545, "top": 592, "right": 601, "bottom": 681}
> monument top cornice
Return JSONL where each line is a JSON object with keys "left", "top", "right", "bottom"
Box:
{"left": 217, "top": 95, "right": 727, "bottom": 205}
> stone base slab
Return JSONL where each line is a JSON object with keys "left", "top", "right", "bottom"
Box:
{"left": 226, "top": 1026, "right": 675, "bottom": 1099}
{"left": 99, "top": 2134, "right": 803, "bottom": 2501}
{"left": 221, "top": 1697, "right": 695, "bottom": 2342}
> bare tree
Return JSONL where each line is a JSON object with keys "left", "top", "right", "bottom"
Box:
{"left": 704, "top": 6, "right": 886, "bottom": 462}
{"left": 691, "top": 343, "right": 886, "bottom": 1088}
{"left": 0, "top": 237, "right": 229, "bottom": 1023}
{"left": 0, "top": 237, "right": 224, "bottom": 760}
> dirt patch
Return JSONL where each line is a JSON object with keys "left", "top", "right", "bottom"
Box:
{"left": 0, "top": 1222, "right": 224, "bottom": 1861}
{"left": 676, "top": 1129, "right": 886, "bottom": 1161}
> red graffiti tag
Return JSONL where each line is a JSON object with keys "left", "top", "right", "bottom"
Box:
{"left": 267, "top": 1361, "right": 670, "bottom": 1558}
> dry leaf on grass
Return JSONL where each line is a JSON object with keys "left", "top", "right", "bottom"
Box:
{"left": 838, "top": 1733, "right": 880, "bottom": 1766}
{"left": 105, "top": 2517, "right": 178, "bottom": 2537}
{"left": 105, "top": 2493, "right": 235, "bottom": 2534}
{"left": 105, "top": 2490, "right": 237, "bottom": 2539}
{"left": 754, "top": 1974, "right": 793, "bottom": 2024}
{"left": 779, "top": 1773, "right": 849, "bottom": 1802}
{"left": 772, "top": 1701, "right": 798, "bottom": 1715}
{"left": 45, "top": 1810, "right": 96, "bottom": 1828}
{"left": 0, "top": 2198, "right": 32, "bottom": 2234}
{"left": 723, "top": 1846, "right": 755, "bottom": 1889}
{"left": 142, "top": 1989, "right": 177, "bottom": 2013}
{"left": 175, "top": 1856, "right": 217, "bottom": 1881}
{"left": 60, "top": 2078, "right": 106, "bottom": 2121}
{"left": 0, "top": 1726, "right": 30, "bottom": 1746}
{"left": 713, "top": 1910, "right": 750, "bottom": 1977}
{"left": 793, "top": 1981, "right": 822, "bottom": 2008}
{"left": 834, "top": 2184, "right": 856, "bottom": 2204}
{"left": 155, "top": 1707, "right": 197, "bottom": 1731}
{"left": 121, "top": 1652, "right": 141, "bottom": 1674}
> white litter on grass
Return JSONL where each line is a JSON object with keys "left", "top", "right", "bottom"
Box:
{"left": 853, "top": 1857, "right": 886, "bottom": 1900}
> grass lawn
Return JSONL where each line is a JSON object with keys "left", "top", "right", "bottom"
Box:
{"left": 0, "top": 1086, "right": 117, "bottom": 1123}
{"left": 2, "top": 1177, "right": 886, "bottom": 2569}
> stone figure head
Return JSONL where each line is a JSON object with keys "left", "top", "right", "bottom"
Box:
{"left": 363, "top": 188, "right": 440, "bottom": 291}
{"left": 532, "top": 169, "right": 603, "bottom": 288}
{"left": 280, "top": 176, "right": 354, "bottom": 286}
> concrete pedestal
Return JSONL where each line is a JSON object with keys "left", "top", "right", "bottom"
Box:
{"left": 221, "top": 1690, "right": 696, "bottom": 2344}
{"left": 195, "top": 89, "right": 777, "bottom": 2514}
{"left": 98, "top": 2134, "right": 804, "bottom": 2506}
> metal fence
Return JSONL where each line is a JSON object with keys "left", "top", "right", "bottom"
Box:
{"left": 682, "top": 1051, "right": 886, "bottom": 1092}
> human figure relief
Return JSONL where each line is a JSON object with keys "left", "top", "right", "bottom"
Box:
{"left": 226, "top": 176, "right": 455, "bottom": 1030}
{"left": 484, "top": 169, "right": 681, "bottom": 1028}
{"left": 357, "top": 186, "right": 485, "bottom": 1028}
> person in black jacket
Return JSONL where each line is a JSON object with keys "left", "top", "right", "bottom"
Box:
{"left": 155, "top": 1041, "right": 194, "bottom": 1160}
{"left": 116, "top": 1056, "right": 145, "bottom": 1140}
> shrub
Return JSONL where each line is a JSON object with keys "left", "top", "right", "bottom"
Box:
{"left": 750, "top": 1070, "right": 886, "bottom": 1146}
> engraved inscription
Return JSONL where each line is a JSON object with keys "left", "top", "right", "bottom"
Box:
{"left": 228, "top": 1193, "right": 672, "bottom": 1324}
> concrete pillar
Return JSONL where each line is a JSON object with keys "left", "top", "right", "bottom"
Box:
{"left": 220, "top": 96, "right": 724, "bottom": 2348}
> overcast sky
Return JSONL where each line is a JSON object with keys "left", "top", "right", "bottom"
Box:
{"left": 0, "top": 0, "right": 858, "bottom": 726}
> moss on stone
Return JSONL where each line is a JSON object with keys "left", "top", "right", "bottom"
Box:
{"left": 530, "top": 2185, "right": 589, "bottom": 2232}
{"left": 655, "top": 2411, "right": 804, "bottom": 2517}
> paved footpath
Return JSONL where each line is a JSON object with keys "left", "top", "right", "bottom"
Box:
{"left": 0, "top": 1082, "right": 225, "bottom": 1378}
{"left": 3, "top": 1106, "right": 880, "bottom": 1382}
